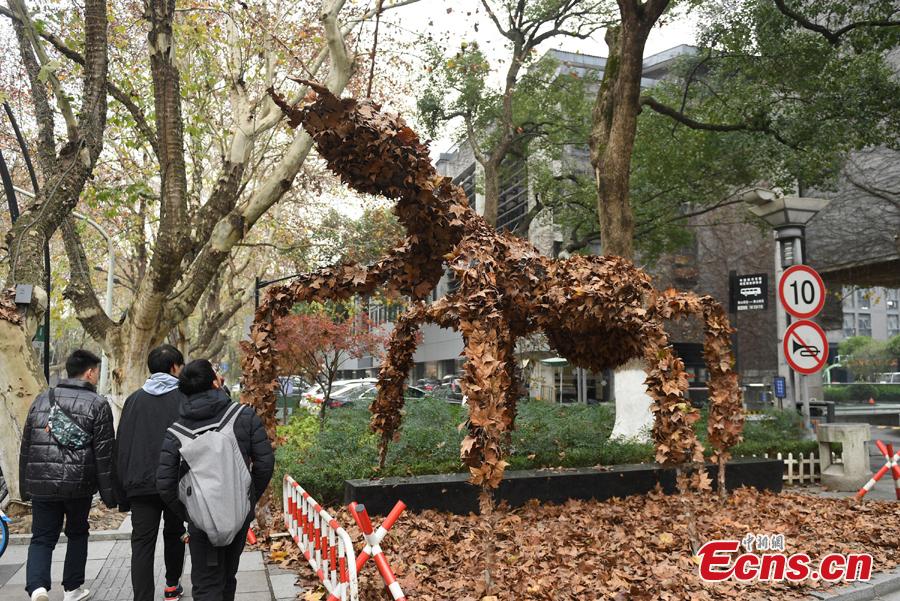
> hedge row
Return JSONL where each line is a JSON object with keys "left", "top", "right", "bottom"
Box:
{"left": 824, "top": 384, "right": 900, "bottom": 403}
{"left": 275, "top": 398, "right": 815, "bottom": 505}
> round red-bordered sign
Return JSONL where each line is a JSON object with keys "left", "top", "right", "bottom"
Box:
{"left": 779, "top": 265, "right": 826, "bottom": 319}
{"left": 783, "top": 320, "right": 829, "bottom": 375}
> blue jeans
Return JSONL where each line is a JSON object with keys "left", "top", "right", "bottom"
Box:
{"left": 26, "top": 497, "right": 92, "bottom": 594}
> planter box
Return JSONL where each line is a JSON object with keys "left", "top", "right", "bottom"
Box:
{"left": 344, "top": 457, "right": 783, "bottom": 515}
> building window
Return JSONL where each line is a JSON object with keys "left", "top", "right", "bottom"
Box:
{"left": 887, "top": 289, "right": 899, "bottom": 311}
{"left": 889, "top": 314, "right": 900, "bottom": 337}
{"left": 496, "top": 158, "right": 528, "bottom": 232}
{"left": 843, "top": 287, "right": 855, "bottom": 309}
{"left": 857, "top": 289, "right": 870, "bottom": 310}
{"left": 857, "top": 313, "right": 872, "bottom": 337}
{"left": 455, "top": 163, "right": 476, "bottom": 204}
{"left": 843, "top": 314, "right": 856, "bottom": 337}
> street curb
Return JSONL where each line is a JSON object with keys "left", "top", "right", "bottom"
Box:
{"left": 8, "top": 514, "right": 133, "bottom": 545}
{"left": 809, "top": 567, "right": 900, "bottom": 600}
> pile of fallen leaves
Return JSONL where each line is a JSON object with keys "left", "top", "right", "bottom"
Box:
{"left": 265, "top": 488, "right": 900, "bottom": 600}
{"left": 9, "top": 503, "right": 125, "bottom": 534}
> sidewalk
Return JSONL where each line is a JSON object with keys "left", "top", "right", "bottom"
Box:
{"left": 0, "top": 528, "right": 305, "bottom": 601}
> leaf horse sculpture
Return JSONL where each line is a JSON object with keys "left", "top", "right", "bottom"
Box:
{"left": 241, "top": 82, "right": 744, "bottom": 492}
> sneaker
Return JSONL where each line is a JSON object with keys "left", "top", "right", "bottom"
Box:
{"left": 63, "top": 588, "right": 92, "bottom": 601}
{"left": 30, "top": 588, "right": 49, "bottom": 601}
{"left": 163, "top": 584, "right": 183, "bottom": 601}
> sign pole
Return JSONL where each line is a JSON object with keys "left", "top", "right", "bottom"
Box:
{"left": 728, "top": 270, "right": 741, "bottom": 377}
{"left": 774, "top": 235, "right": 791, "bottom": 410}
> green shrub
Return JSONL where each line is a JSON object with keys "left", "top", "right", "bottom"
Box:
{"left": 276, "top": 399, "right": 811, "bottom": 505}
{"left": 695, "top": 409, "right": 817, "bottom": 457}
{"left": 824, "top": 383, "right": 900, "bottom": 403}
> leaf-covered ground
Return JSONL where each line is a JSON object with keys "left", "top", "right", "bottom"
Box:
{"left": 8, "top": 502, "right": 125, "bottom": 535}
{"left": 266, "top": 488, "right": 900, "bottom": 600}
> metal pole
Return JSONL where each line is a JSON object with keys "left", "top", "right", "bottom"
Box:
{"left": 72, "top": 211, "right": 115, "bottom": 395}
{"left": 774, "top": 234, "right": 791, "bottom": 410}
{"left": 793, "top": 236, "right": 813, "bottom": 432}
{"left": 728, "top": 270, "right": 741, "bottom": 377}
{"left": 254, "top": 276, "right": 261, "bottom": 311}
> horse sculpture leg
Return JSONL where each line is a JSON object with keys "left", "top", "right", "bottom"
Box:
{"left": 652, "top": 290, "right": 744, "bottom": 496}
{"left": 371, "top": 305, "right": 428, "bottom": 468}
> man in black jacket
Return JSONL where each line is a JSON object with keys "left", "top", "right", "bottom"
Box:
{"left": 115, "top": 345, "right": 187, "bottom": 601}
{"left": 157, "top": 360, "right": 274, "bottom": 601}
{"left": 19, "top": 349, "right": 116, "bottom": 601}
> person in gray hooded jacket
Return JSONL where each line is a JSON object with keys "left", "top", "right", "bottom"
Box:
{"left": 114, "top": 345, "right": 187, "bottom": 601}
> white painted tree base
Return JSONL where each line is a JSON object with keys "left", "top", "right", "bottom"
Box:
{"left": 610, "top": 358, "right": 654, "bottom": 442}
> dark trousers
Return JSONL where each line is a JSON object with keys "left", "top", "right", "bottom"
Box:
{"left": 25, "top": 496, "right": 92, "bottom": 595}
{"left": 130, "top": 495, "right": 186, "bottom": 601}
{"left": 187, "top": 517, "right": 250, "bottom": 601}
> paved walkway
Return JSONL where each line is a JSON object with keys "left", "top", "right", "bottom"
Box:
{"left": 0, "top": 531, "right": 305, "bottom": 601}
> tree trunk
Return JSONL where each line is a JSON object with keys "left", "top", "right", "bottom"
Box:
{"left": 589, "top": 25, "right": 649, "bottom": 260}
{"left": 105, "top": 316, "right": 167, "bottom": 427}
{"left": 482, "top": 160, "right": 500, "bottom": 226}
{"left": 0, "top": 304, "right": 46, "bottom": 504}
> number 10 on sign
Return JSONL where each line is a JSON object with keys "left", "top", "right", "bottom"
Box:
{"left": 779, "top": 265, "right": 825, "bottom": 319}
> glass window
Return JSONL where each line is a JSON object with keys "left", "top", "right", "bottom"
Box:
{"left": 857, "top": 289, "right": 870, "bottom": 310}
{"left": 889, "top": 314, "right": 900, "bottom": 337}
{"left": 887, "top": 289, "right": 899, "bottom": 311}
{"left": 857, "top": 313, "right": 872, "bottom": 337}
{"left": 843, "top": 313, "right": 856, "bottom": 337}
{"left": 843, "top": 287, "right": 855, "bottom": 308}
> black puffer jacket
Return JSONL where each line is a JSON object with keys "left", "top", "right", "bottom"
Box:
{"left": 19, "top": 379, "right": 116, "bottom": 505}
{"left": 156, "top": 388, "right": 274, "bottom": 522}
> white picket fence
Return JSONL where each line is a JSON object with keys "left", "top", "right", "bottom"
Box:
{"left": 744, "top": 452, "right": 839, "bottom": 485}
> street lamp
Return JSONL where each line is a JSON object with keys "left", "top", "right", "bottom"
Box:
{"left": 742, "top": 187, "right": 831, "bottom": 427}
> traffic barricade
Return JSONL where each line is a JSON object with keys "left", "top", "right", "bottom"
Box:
{"left": 282, "top": 475, "right": 408, "bottom": 601}
{"left": 855, "top": 440, "right": 900, "bottom": 500}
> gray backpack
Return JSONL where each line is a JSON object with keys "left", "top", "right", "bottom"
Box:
{"left": 168, "top": 403, "right": 252, "bottom": 546}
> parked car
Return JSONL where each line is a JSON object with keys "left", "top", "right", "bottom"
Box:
{"left": 416, "top": 378, "right": 440, "bottom": 391}
{"left": 356, "top": 385, "right": 428, "bottom": 404}
{"left": 301, "top": 378, "right": 377, "bottom": 407}
{"left": 877, "top": 373, "right": 900, "bottom": 384}
{"left": 327, "top": 382, "right": 385, "bottom": 408}
{"left": 433, "top": 382, "right": 467, "bottom": 405}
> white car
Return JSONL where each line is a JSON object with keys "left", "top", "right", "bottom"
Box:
{"left": 300, "top": 379, "right": 377, "bottom": 407}
{"left": 877, "top": 373, "right": 900, "bottom": 384}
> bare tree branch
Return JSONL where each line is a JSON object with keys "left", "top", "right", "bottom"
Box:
{"left": 640, "top": 95, "right": 797, "bottom": 148}
{"left": 61, "top": 219, "right": 117, "bottom": 349}
{"left": 0, "top": 5, "right": 160, "bottom": 156}
{"left": 772, "top": 0, "right": 900, "bottom": 46}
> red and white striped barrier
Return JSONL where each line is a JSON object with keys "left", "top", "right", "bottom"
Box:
{"left": 283, "top": 476, "right": 359, "bottom": 601}
{"left": 855, "top": 440, "right": 900, "bottom": 500}
{"left": 283, "top": 475, "right": 408, "bottom": 601}
{"left": 341, "top": 501, "right": 407, "bottom": 601}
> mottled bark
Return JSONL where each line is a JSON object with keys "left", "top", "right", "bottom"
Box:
{"left": 589, "top": 0, "right": 670, "bottom": 259}
{"left": 0, "top": 0, "right": 108, "bottom": 502}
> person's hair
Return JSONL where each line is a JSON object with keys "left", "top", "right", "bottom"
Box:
{"left": 66, "top": 349, "right": 102, "bottom": 379}
{"left": 178, "top": 359, "right": 217, "bottom": 396}
{"left": 147, "top": 344, "right": 185, "bottom": 375}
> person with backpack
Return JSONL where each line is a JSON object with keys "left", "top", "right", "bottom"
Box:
{"left": 156, "top": 359, "right": 274, "bottom": 601}
{"left": 114, "top": 345, "right": 187, "bottom": 601}
{"left": 19, "top": 349, "right": 116, "bottom": 601}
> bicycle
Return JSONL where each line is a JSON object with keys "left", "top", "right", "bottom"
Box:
{"left": 0, "top": 507, "right": 10, "bottom": 558}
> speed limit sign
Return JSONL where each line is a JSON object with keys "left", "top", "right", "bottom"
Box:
{"left": 779, "top": 265, "right": 825, "bottom": 319}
